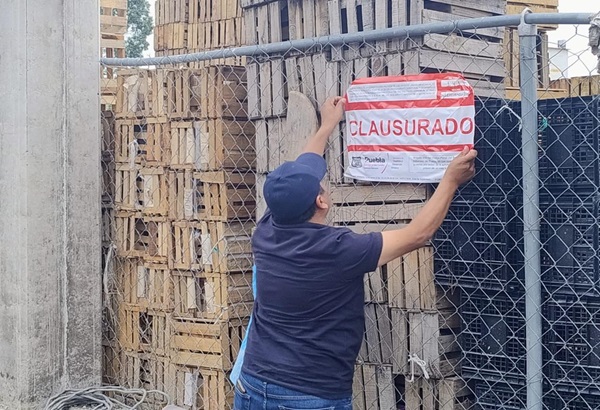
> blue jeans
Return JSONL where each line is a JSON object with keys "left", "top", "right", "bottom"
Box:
{"left": 234, "top": 372, "right": 352, "bottom": 410}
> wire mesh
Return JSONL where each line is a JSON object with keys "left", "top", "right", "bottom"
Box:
{"left": 100, "top": 2, "right": 600, "bottom": 409}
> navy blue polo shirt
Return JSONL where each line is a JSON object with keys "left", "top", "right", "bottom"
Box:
{"left": 241, "top": 211, "right": 383, "bottom": 399}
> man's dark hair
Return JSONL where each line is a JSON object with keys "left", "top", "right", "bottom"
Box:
{"left": 275, "top": 186, "right": 325, "bottom": 225}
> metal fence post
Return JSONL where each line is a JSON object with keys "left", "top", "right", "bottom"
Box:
{"left": 518, "top": 11, "right": 543, "bottom": 410}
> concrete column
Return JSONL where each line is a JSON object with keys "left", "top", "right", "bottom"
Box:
{"left": 0, "top": 1, "right": 101, "bottom": 408}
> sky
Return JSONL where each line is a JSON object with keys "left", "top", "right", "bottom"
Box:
{"left": 143, "top": 0, "right": 598, "bottom": 77}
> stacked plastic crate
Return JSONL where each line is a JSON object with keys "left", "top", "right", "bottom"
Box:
{"left": 434, "top": 96, "right": 600, "bottom": 408}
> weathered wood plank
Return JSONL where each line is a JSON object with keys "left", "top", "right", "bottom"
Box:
{"left": 424, "top": 33, "right": 502, "bottom": 59}
{"left": 331, "top": 184, "right": 427, "bottom": 204}
{"left": 331, "top": 202, "right": 423, "bottom": 224}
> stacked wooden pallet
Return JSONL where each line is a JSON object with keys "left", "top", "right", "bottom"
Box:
{"left": 243, "top": 0, "right": 507, "bottom": 101}
{"left": 104, "top": 65, "right": 255, "bottom": 410}
{"left": 503, "top": 0, "right": 559, "bottom": 98}
{"left": 337, "top": 192, "right": 471, "bottom": 410}
{"left": 101, "top": 0, "right": 127, "bottom": 109}
{"left": 550, "top": 75, "right": 600, "bottom": 97}
{"left": 154, "top": 0, "right": 245, "bottom": 66}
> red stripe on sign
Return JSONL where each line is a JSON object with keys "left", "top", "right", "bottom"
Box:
{"left": 348, "top": 144, "right": 474, "bottom": 152}
{"left": 346, "top": 98, "right": 474, "bottom": 111}
{"left": 349, "top": 74, "right": 466, "bottom": 85}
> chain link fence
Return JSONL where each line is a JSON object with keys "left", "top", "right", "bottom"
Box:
{"left": 100, "top": 5, "right": 599, "bottom": 410}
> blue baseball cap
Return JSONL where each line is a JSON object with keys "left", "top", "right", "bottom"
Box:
{"left": 264, "top": 153, "right": 327, "bottom": 224}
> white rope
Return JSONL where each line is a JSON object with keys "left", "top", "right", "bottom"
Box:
{"left": 44, "top": 386, "right": 175, "bottom": 410}
{"left": 406, "top": 354, "right": 430, "bottom": 383}
{"left": 129, "top": 140, "right": 139, "bottom": 169}
{"left": 102, "top": 243, "right": 116, "bottom": 309}
{"left": 495, "top": 104, "right": 523, "bottom": 132}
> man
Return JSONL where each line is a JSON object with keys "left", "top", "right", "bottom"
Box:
{"left": 234, "top": 96, "right": 477, "bottom": 410}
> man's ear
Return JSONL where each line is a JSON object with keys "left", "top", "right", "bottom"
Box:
{"left": 315, "top": 194, "right": 329, "bottom": 210}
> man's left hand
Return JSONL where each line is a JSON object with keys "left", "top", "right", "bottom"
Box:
{"left": 320, "top": 97, "right": 346, "bottom": 130}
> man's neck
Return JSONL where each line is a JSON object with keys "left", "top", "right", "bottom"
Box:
{"left": 308, "top": 213, "right": 328, "bottom": 225}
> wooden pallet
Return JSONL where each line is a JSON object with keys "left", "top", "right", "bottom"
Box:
{"left": 380, "top": 245, "right": 459, "bottom": 312}
{"left": 201, "top": 119, "right": 255, "bottom": 170}
{"left": 189, "top": 18, "right": 244, "bottom": 50}
{"left": 405, "top": 377, "right": 474, "bottom": 410}
{"left": 116, "top": 212, "right": 170, "bottom": 261}
{"left": 352, "top": 364, "right": 396, "bottom": 410}
{"left": 115, "top": 70, "right": 153, "bottom": 118}
{"left": 116, "top": 258, "right": 174, "bottom": 311}
{"left": 503, "top": 28, "right": 551, "bottom": 90}
{"left": 154, "top": 23, "right": 190, "bottom": 52}
{"left": 100, "top": 2, "right": 127, "bottom": 37}
{"left": 170, "top": 119, "right": 255, "bottom": 171}
{"left": 506, "top": 0, "right": 558, "bottom": 30}
{"left": 195, "top": 0, "right": 242, "bottom": 22}
{"left": 204, "top": 66, "right": 248, "bottom": 119}
{"left": 102, "top": 343, "right": 121, "bottom": 386}
{"left": 506, "top": 87, "right": 569, "bottom": 101}
{"left": 359, "top": 303, "right": 393, "bottom": 365}
{"left": 247, "top": 54, "right": 339, "bottom": 120}
{"left": 155, "top": 0, "right": 190, "bottom": 25}
{"left": 170, "top": 221, "right": 205, "bottom": 270}
{"left": 550, "top": 75, "right": 600, "bottom": 97}
{"left": 114, "top": 165, "right": 168, "bottom": 215}
{"left": 115, "top": 164, "right": 140, "bottom": 210}
{"left": 102, "top": 155, "right": 115, "bottom": 206}
{"left": 167, "top": 366, "right": 234, "bottom": 410}
{"left": 329, "top": 0, "right": 407, "bottom": 59}
{"left": 254, "top": 117, "right": 286, "bottom": 172}
{"left": 169, "top": 221, "right": 254, "bottom": 272}
{"left": 195, "top": 171, "right": 256, "bottom": 221}
{"left": 330, "top": 185, "right": 426, "bottom": 226}
{"left": 203, "top": 220, "right": 254, "bottom": 273}
{"left": 102, "top": 110, "right": 116, "bottom": 153}
{"left": 172, "top": 271, "right": 253, "bottom": 320}
{"left": 391, "top": 309, "right": 462, "bottom": 378}
{"left": 117, "top": 304, "right": 151, "bottom": 351}
{"left": 170, "top": 317, "right": 249, "bottom": 370}
{"left": 117, "top": 351, "right": 172, "bottom": 400}
{"left": 115, "top": 66, "right": 245, "bottom": 120}
{"left": 139, "top": 167, "right": 169, "bottom": 216}
{"left": 115, "top": 118, "right": 173, "bottom": 166}
{"left": 169, "top": 170, "right": 204, "bottom": 220}
{"left": 102, "top": 206, "right": 116, "bottom": 246}
{"left": 255, "top": 173, "right": 267, "bottom": 220}
{"left": 117, "top": 306, "right": 171, "bottom": 355}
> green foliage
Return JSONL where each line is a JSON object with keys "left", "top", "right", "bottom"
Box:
{"left": 126, "top": 0, "right": 153, "bottom": 58}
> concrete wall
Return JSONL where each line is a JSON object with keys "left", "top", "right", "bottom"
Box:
{"left": 0, "top": 1, "right": 102, "bottom": 408}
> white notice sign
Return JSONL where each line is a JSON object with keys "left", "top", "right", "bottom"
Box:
{"left": 344, "top": 73, "right": 475, "bottom": 183}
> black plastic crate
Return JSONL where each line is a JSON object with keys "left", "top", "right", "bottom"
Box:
{"left": 542, "top": 297, "right": 600, "bottom": 388}
{"left": 471, "top": 379, "right": 526, "bottom": 410}
{"left": 538, "top": 122, "right": 600, "bottom": 194}
{"left": 539, "top": 196, "right": 600, "bottom": 296}
{"left": 540, "top": 97, "right": 600, "bottom": 127}
{"left": 474, "top": 97, "right": 506, "bottom": 130}
{"left": 462, "top": 351, "right": 526, "bottom": 383}
{"left": 434, "top": 198, "right": 524, "bottom": 290}
{"left": 544, "top": 386, "right": 600, "bottom": 410}
{"left": 566, "top": 97, "right": 600, "bottom": 126}
{"left": 435, "top": 260, "right": 524, "bottom": 292}
{"left": 460, "top": 291, "right": 527, "bottom": 372}
{"left": 544, "top": 362, "right": 600, "bottom": 388}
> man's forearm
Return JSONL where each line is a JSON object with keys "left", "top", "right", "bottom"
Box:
{"left": 302, "top": 124, "right": 336, "bottom": 157}
{"left": 409, "top": 177, "right": 458, "bottom": 241}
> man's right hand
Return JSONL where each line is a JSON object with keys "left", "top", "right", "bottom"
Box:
{"left": 443, "top": 146, "right": 478, "bottom": 188}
